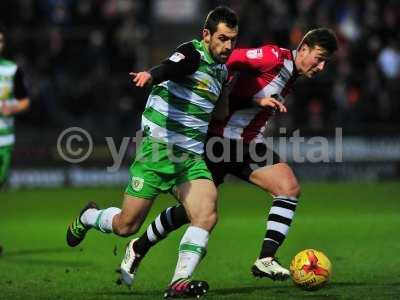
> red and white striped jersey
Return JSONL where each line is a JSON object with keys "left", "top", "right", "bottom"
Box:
{"left": 209, "top": 44, "right": 298, "bottom": 144}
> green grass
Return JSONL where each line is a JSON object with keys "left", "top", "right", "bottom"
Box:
{"left": 1, "top": 182, "right": 400, "bottom": 300}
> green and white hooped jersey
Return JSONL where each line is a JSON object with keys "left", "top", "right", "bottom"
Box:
{"left": 142, "top": 39, "right": 228, "bottom": 155}
{"left": 0, "top": 59, "right": 18, "bottom": 147}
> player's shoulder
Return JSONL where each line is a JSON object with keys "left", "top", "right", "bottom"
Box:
{"left": 174, "top": 40, "right": 196, "bottom": 54}
{"left": 259, "top": 44, "right": 291, "bottom": 62}
{"left": 176, "top": 40, "right": 196, "bottom": 49}
{"left": 168, "top": 40, "right": 200, "bottom": 63}
{"left": 177, "top": 39, "right": 207, "bottom": 54}
{"left": 238, "top": 44, "right": 287, "bottom": 65}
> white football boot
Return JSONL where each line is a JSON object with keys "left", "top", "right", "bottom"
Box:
{"left": 251, "top": 257, "right": 290, "bottom": 281}
{"left": 119, "top": 238, "right": 141, "bottom": 286}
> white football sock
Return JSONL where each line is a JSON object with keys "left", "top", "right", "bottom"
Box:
{"left": 171, "top": 226, "right": 209, "bottom": 283}
{"left": 81, "top": 207, "right": 121, "bottom": 233}
{"left": 81, "top": 208, "right": 100, "bottom": 226}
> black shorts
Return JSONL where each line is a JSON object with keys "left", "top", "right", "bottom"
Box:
{"left": 204, "top": 134, "right": 281, "bottom": 186}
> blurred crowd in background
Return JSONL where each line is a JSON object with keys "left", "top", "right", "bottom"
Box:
{"left": 1, "top": 0, "right": 399, "bottom": 141}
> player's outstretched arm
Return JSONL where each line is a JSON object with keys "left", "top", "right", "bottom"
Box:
{"left": 129, "top": 42, "right": 201, "bottom": 89}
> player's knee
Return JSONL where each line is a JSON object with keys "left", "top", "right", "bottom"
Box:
{"left": 286, "top": 182, "right": 301, "bottom": 198}
{"left": 193, "top": 211, "right": 218, "bottom": 232}
{"left": 206, "top": 211, "right": 218, "bottom": 230}
{"left": 274, "top": 180, "right": 301, "bottom": 198}
{"left": 204, "top": 212, "right": 218, "bottom": 231}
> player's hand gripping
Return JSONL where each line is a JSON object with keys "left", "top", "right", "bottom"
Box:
{"left": 129, "top": 71, "right": 153, "bottom": 87}
{"left": 254, "top": 97, "right": 287, "bottom": 113}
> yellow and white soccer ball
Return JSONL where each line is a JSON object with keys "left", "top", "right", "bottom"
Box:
{"left": 290, "top": 249, "right": 332, "bottom": 291}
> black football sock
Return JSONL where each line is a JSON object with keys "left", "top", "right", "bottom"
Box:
{"left": 133, "top": 205, "right": 189, "bottom": 257}
{"left": 259, "top": 196, "right": 298, "bottom": 258}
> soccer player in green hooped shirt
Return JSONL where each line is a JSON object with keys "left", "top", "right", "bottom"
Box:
{"left": 0, "top": 25, "right": 30, "bottom": 188}
{"left": 66, "top": 6, "right": 239, "bottom": 298}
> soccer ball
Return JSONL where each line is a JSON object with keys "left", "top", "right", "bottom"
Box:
{"left": 290, "top": 249, "right": 332, "bottom": 291}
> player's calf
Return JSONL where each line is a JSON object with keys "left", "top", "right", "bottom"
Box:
{"left": 191, "top": 211, "right": 218, "bottom": 232}
{"left": 112, "top": 220, "right": 141, "bottom": 237}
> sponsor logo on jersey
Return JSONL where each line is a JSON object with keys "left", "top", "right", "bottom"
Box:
{"left": 169, "top": 52, "right": 186, "bottom": 62}
{"left": 246, "top": 48, "right": 263, "bottom": 59}
{"left": 131, "top": 177, "right": 144, "bottom": 192}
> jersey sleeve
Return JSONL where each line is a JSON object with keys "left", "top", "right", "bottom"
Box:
{"left": 149, "top": 42, "right": 201, "bottom": 85}
{"left": 13, "top": 67, "right": 29, "bottom": 100}
{"left": 227, "top": 45, "right": 282, "bottom": 73}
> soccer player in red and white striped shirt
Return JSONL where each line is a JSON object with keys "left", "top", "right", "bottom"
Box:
{"left": 121, "top": 28, "right": 338, "bottom": 286}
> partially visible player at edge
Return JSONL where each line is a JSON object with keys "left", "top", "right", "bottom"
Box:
{"left": 121, "top": 28, "right": 338, "bottom": 283}
{"left": 0, "top": 25, "right": 30, "bottom": 189}
{"left": 66, "top": 6, "right": 239, "bottom": 299}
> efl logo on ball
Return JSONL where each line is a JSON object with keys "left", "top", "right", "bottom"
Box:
{"left": 290, "top": 249, "right": 332, "bottom": 291}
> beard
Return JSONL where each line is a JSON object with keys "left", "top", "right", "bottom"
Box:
{"left": 211, "top": 50, "right": 230, "bottom": 64}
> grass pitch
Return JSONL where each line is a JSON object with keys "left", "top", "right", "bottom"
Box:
{"left": 1, "top": 182, "right": 399, "bottom": 300}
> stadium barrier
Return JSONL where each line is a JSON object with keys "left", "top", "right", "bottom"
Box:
{"left": 8, "top": 136, "right": 400, "bottom": 188}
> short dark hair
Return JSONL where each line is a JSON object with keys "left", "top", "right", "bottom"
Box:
{"left": 204, "top": 6, "right": 238, "bottom": 35}
{"left": 299, "top": 28, "right": 338, "bottom": 55}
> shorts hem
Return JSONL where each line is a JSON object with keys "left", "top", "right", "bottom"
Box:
{"left": 124, "top": 190, "right": 157, "bottom": 201}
